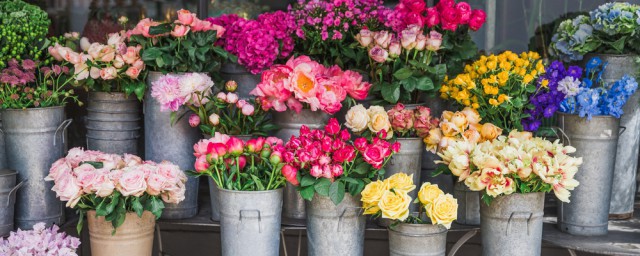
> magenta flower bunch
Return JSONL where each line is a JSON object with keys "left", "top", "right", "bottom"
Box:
{"left": 207, "top": 11, "right": 298, "bottom": 74}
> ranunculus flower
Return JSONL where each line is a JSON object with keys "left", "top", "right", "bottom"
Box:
{"left": 117, "top": 168, "right": 147, "bottom": 197}
{"left": 426, "top": 194, "right": 458, "bottom": 228}
{"left": 378, "top": 190, "right": 411, "bottom": 221}
{"left": 171, "top": 24, "right": 190, "bottom": 37}
{"left": 468, "top": 9, "right": 487, "bottom": 31}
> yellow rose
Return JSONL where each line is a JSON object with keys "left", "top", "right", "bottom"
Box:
{"left": 345, "top": 104, "right": 370, "bottom": 133}
{"left": 418, "top": 182, "right": 444, "bottom": 206}
{"left": 427, "top": 194, "right": 458, "bottom": 229}
{"left": 361, "top": 180, "right": 387, "bottom": 204}
{"left": 441, "top": 111, "right": 454, "bottom": 121}
{"left": 440, "top": 121, "right": 460, "bottom": 137}
{"left": 461, "top": 107, "right": 481, "bottom": 125}
{"left": 363, "top": 201, "right": 380, "bottom": 215}
{"left": 384, "top": 173, "right": 416, "bottom": 194}
{"left": 424, "top": 128, "right": 443, "bottom": 153}
{"left": 367, "top": 106, "right": 392, "bottom": 137}
{"left": 480, "top": 123, "right": 502, "bottom": 141}
{"left": 378, "top": 190, "right": 411, "bottom": 221}
{"left": 450, "top": 112, "right": 469, "bottom": 131}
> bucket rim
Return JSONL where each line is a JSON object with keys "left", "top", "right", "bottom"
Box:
{"left": 0, "top": 169, "right": 16, "bottom": 177}
{"left": 217, "top": 186, "right": 284, "bottom": 195}
{"left": 388, "top": 222, "right": 448, "bottom": 235}
{"left": 584, "top": 53, "right": 640, "bottom": 58}
{"left": 0, "top": 105, "right": 65, "bottom": 112}
{"left": 555, "top": 111, "right": 620, "bottom": 120}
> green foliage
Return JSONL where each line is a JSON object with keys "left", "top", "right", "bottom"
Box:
{"left": 0, "top": 0, "right": 51, "bottom": 68}
{"left": 192, "top": 152, "right": 286, "bottom": 191}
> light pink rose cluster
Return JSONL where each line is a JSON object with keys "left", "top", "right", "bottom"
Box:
{"left": 151, "top": 72, "right": 214, "bottom": 112}
{"left": 46, "top": 148, "right": 187, "bottom": 208}
{"left": 48, "top": 32, "right": 145, "bottom": 82}
{"left": 126, "top": 9, "right": 225, "bottom": 39}
{"left": 356, "top": 25, "right": 443, "bottom": 63}
{"left": 387, "top": 103, "right": 439, "bottom": 138}
{"left": 250, "top": 55, "right": 372, "bottom": 114}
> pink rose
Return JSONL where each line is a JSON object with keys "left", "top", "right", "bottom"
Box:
{"left": 363, "top": 141, "right": 392, "bottom": 169}
{"left": 51, "top": 169, "right": 82, "bottom": 208}
{"left": 122, "top": 46, "right": 141, "bottom": 64}
{"left": 125, "top": 67, "right": 141, "bottom": 79}
{"left": 87, "top": 43, "right": 104, "bottom": 60}
{"left": 209, "top": 24, "right": 226, "bottom": 38}
{"left": 189, "top": 114, "right": 200, "bottom": 127}
{"left": 436, "top": 0, "right": 455, "bottom": 11}
{"left": 132, "top": 59, "right": 144, "bottom": 70}
{"left": 177, "top": 9, "right": 195, "bottom": 25}
{"left": 356, "top": 29, "right": 373, "bottom": 47}
{"left": 171, "top": 24, "right": 190, "bottom": 37}
{"left": 369, "top": 46, "right": 389, "bottom": 63}
{"left": 392, "top": 142, "right": 401, "bottom": 153}
{"left": 333, "top": 146, "right": 356, "bottom": 163}
{"left": 402, "top": 0, "right": 426, "bottom": 12}
{"left": 456, "top": 2, "right": 472, "bottom": 24}
{"left": 426, "top": 31, "right": 443, "bottom": 51}
{"left": 161, "top": 182, "right": 186, "bottom": 204}
{"left": 136, "top": 18, "right": 161, "bottom": 38}
{"left": 48, "top": 45, "right": 63, "bottom": 61}
{"left": 99, "top": 67, "right": 118, "bottom": 80}
{"left": 324, "top": 118, "right": 341, "bottom": 135}
{"left": 414, "top": 106, "right": 435, "bottom": 137}
{"left": 403, "top": 12, "right": 424, "bottom": 28}
{"left": 387, "top": 104, "right": 415, "bottom": 134}
{"left": 46, "top": 159, "right": 72, "bottom": 182}
{"left": 157, "top": 161, "right": 186, "bottom": 185}
{"left": 74, "top": 164, "right": 99, "bottom": 193}
{"left": 65, "top": 147, "right": 87, "bottom": 167}
{"left": 374, "top": 31, "right": 391, "bottom": 48}
{"left": 401, "top": 25, "right": 420, "bottom": 50}
{"left": 389, "top": 40, "right": 402, "bottom": 58}
{"left": 113, "top": 56, "right": 125, "bottom": 68}
{"left": 330, "top": 164, "right": 344, "bottom": 177}
{"left": 424, "top": 7, "right": 440, "bottom": 28}
{"left": 310, "top": 165, "right": 323, "bottom": 178}
{"left": 469, "top": 9, "right": 487, "bottom": 31}
{"left": 440, "top": 7, "right": 460, "bottom": 31}
{"left": 190, "top": 18, "right": 212, "bottom": 32}
{"left": 117, "top": 168, "right": 147, "bottom": 197}
{"left": 146, "top": 172, "right": 167, "bottom": 196}
{"left": 124, "top": 154, "right": 143, "bottom": 167}
{"left": 98, "top": 46, "right": 116, "bottom": 62}
{"left": 93, "top": 170, "right": 115, "bottom": 197}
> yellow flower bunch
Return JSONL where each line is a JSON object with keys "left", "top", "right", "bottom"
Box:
{"left": 423, "top": 107, "right": 503, "bottom": 153}
{"left": 361, "top": 173, "right": 457, "bottom": 228}
{"left": 439, "top": 51, "right": 545, "bottom": 131}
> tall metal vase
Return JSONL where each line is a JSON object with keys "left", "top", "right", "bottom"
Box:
{"left": 556, "top": 113, "right": 620, "bottom": 236}
{"left": 583, "top": 54, "right": 640, "bottom": 220}
{"left": 273, "top": 109, "right": 330, "bottom": 220}
{"left": 2, "top": 106, "right": 71, "bottom": 229}
{"left": 0, "top": 169, "right": 23, "bottom": 237}
{"left": 306, "top": 194, "right": 365, "bottom": 256}
{"left": 86, "top": 92, "right": 141, "bottom": 155}
{"left": 145, "top": 72, "right": 201, "bottom": 219}
{"left": 453, "top": 182, "right": 481, "bottom": 225}
{"left": 220, "top": 62, "right": 261, "bottom": 99}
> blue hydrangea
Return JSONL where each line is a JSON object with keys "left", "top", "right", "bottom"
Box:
{"left": 590, "top": 2, "right": 639, "bottom": 35}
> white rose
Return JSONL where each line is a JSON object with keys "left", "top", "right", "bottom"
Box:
{"left": 345, "top": 104, "right": 369, "bottom": 132}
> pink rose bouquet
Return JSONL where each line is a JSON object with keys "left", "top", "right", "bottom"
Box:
{"left": 289, "top": 0, "right": 391, "bottom": 71}
{"left": 282, "top": 118, "right": 399, "bottom": 205}
{"left": 49, "top": 31, "right": 147, "bottom": 100}
{"left": 0, "top": 223, "right": 80, "bottom": 256}
{"left": 250, "top": 55, "right": 372, "bottom": 114}
{"left": 127, "top": 9, "right": 234, "bottom": 73}
{"left": 206, "top": 11, "right": 297, "bottom": 74}
{"left": 46, "top": 148, "right": 187, "bottom": 232}
{"left": 191, "top": 133, "right": 286, "bottom": 191}
{"left": 436, "top": 130, "right": 582, "bottom": 205}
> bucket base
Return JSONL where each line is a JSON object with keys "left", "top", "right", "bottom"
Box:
{"left": 16, "top": 215, "right": 64, "bottom": 230}
{"left": 608, "top": 212, "right": 633, "bottom": 220}
{"left": 557, "top": 222, "right": 608, "bottom": 236}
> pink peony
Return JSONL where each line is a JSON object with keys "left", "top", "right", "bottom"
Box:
{"left": 241, "top": 104, "right": 255, "bottom": 116}
{"left": 251, "top": 64, "right": 294, "bottom": 112}
{"left": 282, "top": 164, "right": 299, "bottom": 186}
{"left": 194, "top": 155, "right": 210, "bottom": 173}
{"left": 151, "top": 74, "right": 184, "bottom": 112}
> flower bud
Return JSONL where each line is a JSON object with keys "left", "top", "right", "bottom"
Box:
{"left": 225, "top": 80, "right": 238, "bottom": 92}
{"left": 189, "top": 114, "right": 200, "bottom": 127}
{"left": 208, "top": 113, "right": 220, "bottom": 126}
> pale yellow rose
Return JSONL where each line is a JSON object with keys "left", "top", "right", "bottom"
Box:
{"left": 440, "top": 121, "right": 460, "bottom": 137}
{"left": 384, "top": 173, "right": 416, "bottom": 194}
{"left": 345, "top": 104, "right": 370, "bottom": 133}
{"left": 424, "top": 128, "right": 443, "bottom": 153}
{"left": 417, "top": 182, "right": 444, "bottom": 206}
{"left": 441, "top": 111, "right": 454, "bottom": 121}
{"left": 361, "top": 180, "right": 387, "bottom": 204}
{"left": 427, "top": 194, "right": 458, "bottom": 229}
{"left": 363, "top": 201, "right": 381, "bottom": 215}
{"left": 367, "top": 106, "right": 392, "bottom": 137}
{"left": 463, "top": 129, "right": 481, "bottom": 144}
{"left": 461, "top": 107, "right": 481, "bottom": 125}
{"left": 378, "top": 190, "right": 411, "bottom": 221}
{"left": 480, "top": 123, "right": 502, "bottom": 141}
{"left": 450, "top": 112, "right": 469, "bottom": 131}
{"left": 508, "top": 130, "right": 533, "bottom": 140}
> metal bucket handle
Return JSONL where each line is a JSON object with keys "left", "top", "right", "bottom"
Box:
{"left": 550, "top": 126, "right": 571, "bottom": 146}
{"left": 239, "top": 209, "right": 262, "bottom": 233}
{"left": 619, "top": 126, "right": 627, "bottom": 135}
{"left": 337, "top": 207, "right": 363, "bottom": 232}
{"left": 53, "top": 119, "right": 73, "bottom": 146}
{"left": 7, "top": 179, "right": 26, "bottom": 207}
{"left": 506, "top": 211, "right": 533, "bottom": 236}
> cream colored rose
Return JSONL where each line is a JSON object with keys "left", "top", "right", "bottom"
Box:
{"left": 480, "top": 123, "right": 503, "bottom": 141}
{"left": 424, "top": 128, "right": 443, "bottom": 153}
{"left": 378, "top": 190, "right": 411, "bottom": 221}
{"left": 440, "top": 121, "right": 460, "bottom": 137}
{"left": 461, "top": 107, "right": 481, "bottom": 125}
{"left": 345, "top": 104, "right": 370, "bottom": 133}
{"left": 384, "top": 173, "right": 416, "bottom": 194}
{"left": 441, "top": 111, "right": 454, "bottom": 121}
{"left": 367, "top": 106, "right": 392, "bottom": 137}
{"left": 418, "top": 182, "right": 444, "bottom": 206}
{"left": 361, "top": 180, "right": 387, "bottom": 204}
{"left": 464, "top": 171, "right": 486, "bottom": 191}
{"left": 427, "top": 194, "right": 458, "bottom": 229}
{"left": 450, "top": 112, "right": 469, "bottom": 131}
{"left": 463, "top": 129, "right": 481, "bottom": 144}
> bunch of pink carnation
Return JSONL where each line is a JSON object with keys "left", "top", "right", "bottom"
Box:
{"left": 207, "top": 11, "right": 297, "bottom": 74}
{"left": 127, "top": 9, "right": 225, "bottom": 39}
{"left": 150, "top": 72, "right": 214, "bottom": 112}
{"left": 386, "top": 0, "right": 486, "bottom": 32}
{"left": 46, "top": 148, "right": 187, "bottom": 208}
{"left": 250, "top": 55, "right": 372, "bottom": 114}
{"left": 387, "top": 103, "right": 439, "bottom": 138}
{"left": 281, "top": 118, "right": 400, "bottom": 186}
{"left": 0, "top": 223, "right": 80, "bottom": 256}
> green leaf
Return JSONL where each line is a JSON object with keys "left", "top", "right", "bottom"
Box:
{"left": 132, "top": 197, "right": 144, "bottom": 217}
{"left": 415, "top": 76, "right": 434, "bottom": 91}
{"left": 76, "top": 210, "right": 85, "bottom": 235}
{"left": 141, "top": 48, "right": 163, "bottom": 61}
{"left": 401, "top": 77, "right": 417, "bottom": 92}
{"left": 393, "top": 68, "right": 413, "bottom": 80}
{"left": 79, "top": 161, "right": 104, "bottom": 169}
{"left": 149, "top": 23, "right": 172, "bottom": 35}
{"left": 381, "top": 82, "right": 400, "bottom": 104}
{"left": 314, "top": 178, "right": 331, "bottom": 196}
{"left": 606, "top": 36, "right": 627, "bottom": 53}
{"left": 329, "top": 181, "right": 346, "bottom": 205}
{"left": 300, "top": 185, "right": 315, "bottom": 201}
{"left": 300, "top": 175, "right": 316, "bottom": 187}
{"left": 149, "top": 196, "right": 165, "bottom": 218}
{"left": 353, "top": 162, "right": 370, "bottom": 175}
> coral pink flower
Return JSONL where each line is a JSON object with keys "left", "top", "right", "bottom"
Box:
{"left": 251, "top": 64, "right": 294, "bottom": 112}
{"left": 282, "top": 164, "right": 299, "bottom": 186}
{"left": 177, "top": 9, "right": 195, "bottom": 25}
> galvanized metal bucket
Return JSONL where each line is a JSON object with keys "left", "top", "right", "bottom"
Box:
{"left": 218, "top": 187, "right": 283, "bottom": 256}
{"left": 306, "top": 193, "right": 365, "bottom": 256}
{"left": 87, "top": 210, "right": 155, "bottom": 256}
{"left": 204, "top": 135, "right": 253, "bottom": 221}
{"left": 453, "top": 182, "right": 481, "bottom": 225}
{"left": 2, "top": 106, "right": 70, "bottom": 229}
{"left": 557, "top": 113, "right": 620, "bottom": 236}
{"left": 583, "top": 54, "right": 640, "bottom": 220}
{"left": 86, "top": 92, "right": 141, "bottom": 155}
{"left": 273, "top": 109, "right": 330, "bottom": 220}
{"left": 379, "top": 137, "right": 422, "bottom": 227}
{"left": 420, "top": 96, "right": 454, "bottom": 194}
{"left": 145, "top": 72, "right": 201, "bottom": 220}
{"left": 220, "top": 62, "right": 261, "bottom": 99}
{"left": 388, "top": 223, "right": 447, "bottom": 256}
{"left": 0, "top": 169, "right": 24, "bottom": 237}
{"left": 0, "top": 113, "right": 7, "bottom": 170}
{"left": 480, "top": 192, "right": 545, "bottom": 256}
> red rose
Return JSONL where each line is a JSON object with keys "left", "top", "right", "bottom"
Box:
{"left": 333, "top": 146, "right": 356, "bottom": 163}
{"left": 401, "top": 0, "right": 426, "bottom": 12}
{"left": 363, "top": 145, "right": 385, "bottom": 169}
{"left": 455, "top": 2, "right": 472, "bottom": 24}
{"left": 469, "top": 9, "right": 486, "bottom": 31}
{"left": 403, "top": 12, "right": 424, "bottom": 27}
{"left": 325, "top": 118, "right": 340, "bottom": 135}
{"left": 436, "top": 0, "right": 455, "bottom": 11}
{"left": 440, "top": 7, "right": 460, "bottom": 31}
{"left": 424, "top": 7, "right": 440, "bottom": 28}
{"left": 354, "top": 137, "right": 368, "bottom": 151}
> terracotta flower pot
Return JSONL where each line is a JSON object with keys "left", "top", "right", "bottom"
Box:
{"left": 87, "top": 210, "right": 155, "bottom": 256}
